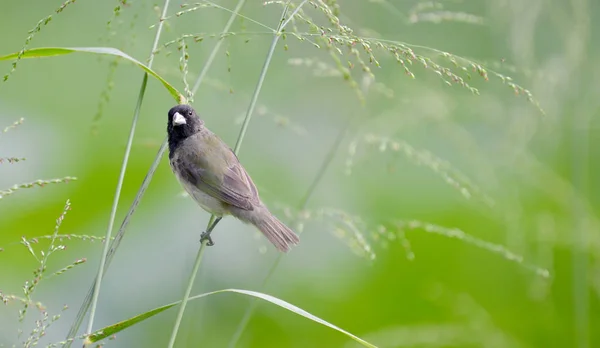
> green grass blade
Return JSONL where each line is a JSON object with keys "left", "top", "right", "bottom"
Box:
{"left": 0, "top": 46, "right": 184, "bottom": 102}
{"left": 84, "top": 289, "right": 378, "bottom": 348}
{"left": 84, "top": 303, "right": 177, "bottom": 345}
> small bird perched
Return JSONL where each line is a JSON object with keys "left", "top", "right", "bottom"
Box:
{"left": 166, "top": 104, "right": 300, "bottom": 252}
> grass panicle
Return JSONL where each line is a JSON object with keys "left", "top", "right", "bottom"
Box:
{"left": 2, "top": 118, "right": 25, "bottom": 133}
{"left": 345, "top": 133, "right": 495, "bottom": 208}
{"left": 0, "top": 177, "right": 76, "bottom": 200}
{"left": 405, "top": 2, "right": 485, "bottom": 25}
{"left": 286, "top": 206, "right": 550, "bottom": 277}
{"left": 309, "top": 207, "right": 376, "bottom": 260}
{"left": 92, "top": 58, "right": 119, "bottom": 135}
{"left": 233, "top": 104, "right": 307, "bottom": 135}
{"left": 1, "top": 234, "right": 112, "bottom": 253}
{"left": 148, "top": 0, "right": 544, "bottom": 116}
{"left": 390, "top": 220, "right": 550, "bottom": 278}
{"left": 164, "top": 0, "right": 542, "bottom": 112}
{"left": 0, "top": 157, "right": 26, "bottom": 164}
{"left": 104, "top": 0, "right": 131, "bottom": 42}
{"left": 1, "top": 118, "right": 27, "bottom": 167}
{"left": 177, "top": 38, "right": 192, "bottom": 101}
{"left": 94, "top": 1, "right": 142, "bottom": 131}
{"left": 409, "top": 10, "right": 485, "bottom": 25}
{"left": 19, "top": 200, "right": 72, "bottom": 322}
{"left": 2, "top": 0, "right": 76, "bottom": 81}
{"left": 0, "top": 200, "right": 83, "bottom": 347}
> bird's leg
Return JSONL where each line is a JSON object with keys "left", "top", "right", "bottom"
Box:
{"left": 200, "top": 216, "right": 222, "bottom": 246}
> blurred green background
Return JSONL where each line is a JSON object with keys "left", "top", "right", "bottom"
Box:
{"left": 1, "top": 0, "right": 599, "bottom": 347}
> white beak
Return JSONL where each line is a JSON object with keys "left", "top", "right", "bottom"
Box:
{"left": 173, "top": 112, "right": 187, "bottom": 126}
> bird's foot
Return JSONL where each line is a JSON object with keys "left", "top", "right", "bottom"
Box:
{"left": 200, "top": 231, "right": 215, "bottom": 246}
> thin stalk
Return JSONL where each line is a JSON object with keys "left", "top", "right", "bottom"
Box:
{"left": 167, "top": 2, "right": 304, "bottom": 346}
{"left": 233, "top": 4, "right": 289, "bottom": 152}
{"left": 84, "top": 0, "right": 172, "bottom": 339}
{"left": 227, "top": 112, "right": 356, "bottom": 348}
{"left": 167, "top": 216, "right": 214, "bottom": 348}
{"left": 190, "top": 0, "right": 247, "bottom": 98}
{"left": 68, "top": 0, "right": 248, "bottom": 343}
{"left": 66, "top": 140, "right": 168, "bottom": 344}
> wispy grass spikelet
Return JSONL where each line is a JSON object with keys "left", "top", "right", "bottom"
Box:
{"left": 3, "top": 0, "right": 76, "bottom": 81}
{"left": 178, "top": 39, "right": 192, "bottom": 101}
{"left": 23, "top": 304, "right": 68, "bottom": 348}
{"left": 2, "top": 118, "right": 25, "bottom": 133}
{"left": 286, "top": 207, "right": 376, "bottom": 260}
{"left": 1, "top": 234, "right": 112, "bottom": 253}
{"left": 287, "top": 56, "right": 395, "bottom": 98}
{"left": 93, "top": 0, "right": 139, "bottom": 132}
{"left": 0, "top": 157, "right": 26, "bottom": 164}
{"left": 8, "top": 200, "right": 72, "bottom": 330}
{"left": 234, "top": 104, "right": 307, "bottom": 135}
{"left": 393, "top": 220, "right": 551, "bottom": 277}
{"left": 51, "top": 258, "right": 87, "bottom": 277}
{"left": 24, "top": 234, "right": 110, "bottom": 245}
{"left": 415, "top": 48, "right": 544, "bottom": 113}
{"left": 170, "top": 0, "right": 542, "bottom": 113}
{"left": 104, "top": 0, "right": 131, "bottom": 43}
{"left": 409, "top": 11, "right": 485, "bottom": 25}
{"left": 405, "top": 1, "right": 485, "bottom": 25}
{"left": 92, "top": 59, "right": 119, "bottom": 134}
{"left": 288, "top": 57, "right": 343, "bottom": 77}
{"left": 0, "top": 177, "right": 77, "bottom": 199}
{"left": 346, "top": 133, "right": 495, "bottom": 208}
{"left": 0, "top": 293, "right": 45, "bottom": 311}
{"left": 278, "top": 203, "right": 548, "bottom": 277}
{"left": 286, "top": 1, "right": 541, "bottom": 111}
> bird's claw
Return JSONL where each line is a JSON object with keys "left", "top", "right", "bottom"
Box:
{"left": 200, "top": 231, "right": 214, "bottom": 246}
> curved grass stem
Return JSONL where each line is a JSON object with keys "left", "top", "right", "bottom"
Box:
{"left": 167, "top": 2, "right": 307, "bottom": 346}
{"left": 68, "top": 0, "right": 249, "bottom": 344}
{"left": 166, "top": 217, "right": 213, "bottom": 348}
{"left": 83, "top": 0, "right": 172, "bottom": 342}
{"left": 227, "top": 110, "right": 357, "bottom": 348}
{"left": 66, "top": 140, "right": 168, "bottom": 344}
{"left": 190, "top": 0, "right": 247, "bottom": 99}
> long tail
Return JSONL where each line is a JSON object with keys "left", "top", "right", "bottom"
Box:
{"left": 253, "top": 208, "right": 300, "bottom": 252}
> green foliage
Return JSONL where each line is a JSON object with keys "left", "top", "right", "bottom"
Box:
{"left": 85, "top": 289, "right": 376, "bottom": 347}
{"left": 0, "top": 47, "right": 184, "bottom": 103}
{"left": 1, "top": 0, "right": 597, "bottom": 347}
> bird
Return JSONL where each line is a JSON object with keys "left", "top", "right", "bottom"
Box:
{"left": 166, "top": 104, "right": 300, "bottom": 252}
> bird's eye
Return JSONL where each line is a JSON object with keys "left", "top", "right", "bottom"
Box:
{"left": 187, "top": 110, "right": 193, "bottom": 116}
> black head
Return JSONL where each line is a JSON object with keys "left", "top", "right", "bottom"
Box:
{"left": 167, "top": 104, "right": 204, "bottom": 156}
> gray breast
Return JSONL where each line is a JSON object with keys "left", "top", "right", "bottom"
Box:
{"left": 169, "top": 156, "right": 229, "bottom": 217}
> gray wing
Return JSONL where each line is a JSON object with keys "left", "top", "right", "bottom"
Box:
{"left": 174, "top": 134, "right": 260, "bottom": 211}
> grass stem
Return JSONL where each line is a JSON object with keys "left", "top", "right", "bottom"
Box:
{"left": 166, "top": 218, "right": 213, "bottom": 348}
{"left": 167, "top": 2, "right": 301, "bottom": 346}
{"left": 227, "top": 111, "right": 356, "bottom": 348}
{"left": 68, "top": 1, "right": 172, "bottom": 345}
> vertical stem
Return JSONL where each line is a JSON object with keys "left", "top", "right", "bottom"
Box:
{"left": 84, "top": 0, "right": 172, "bottom": 338}
{"left": 233, "top": 3, "right": 291, "bottom": 153}
{"left": 66, "top": 140, "right": 168, "bottom": 345}
{"left": 166, "top": 217, "right": 214, "bottom": 348}
{"left": 228, "top": 112, "right": 356, "bottom": 348}
{"left": 190, "top": 0, "right": 247, "bottom": 98}
{"left": 167, "top": 2, "right": 305, "bottom": 347}
{"left": 69, "top": 0, "right": 256, "bottom": 345}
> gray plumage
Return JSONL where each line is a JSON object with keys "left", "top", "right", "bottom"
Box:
{"left": 167, "top": 104, "right": 300, "bottom": 252}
